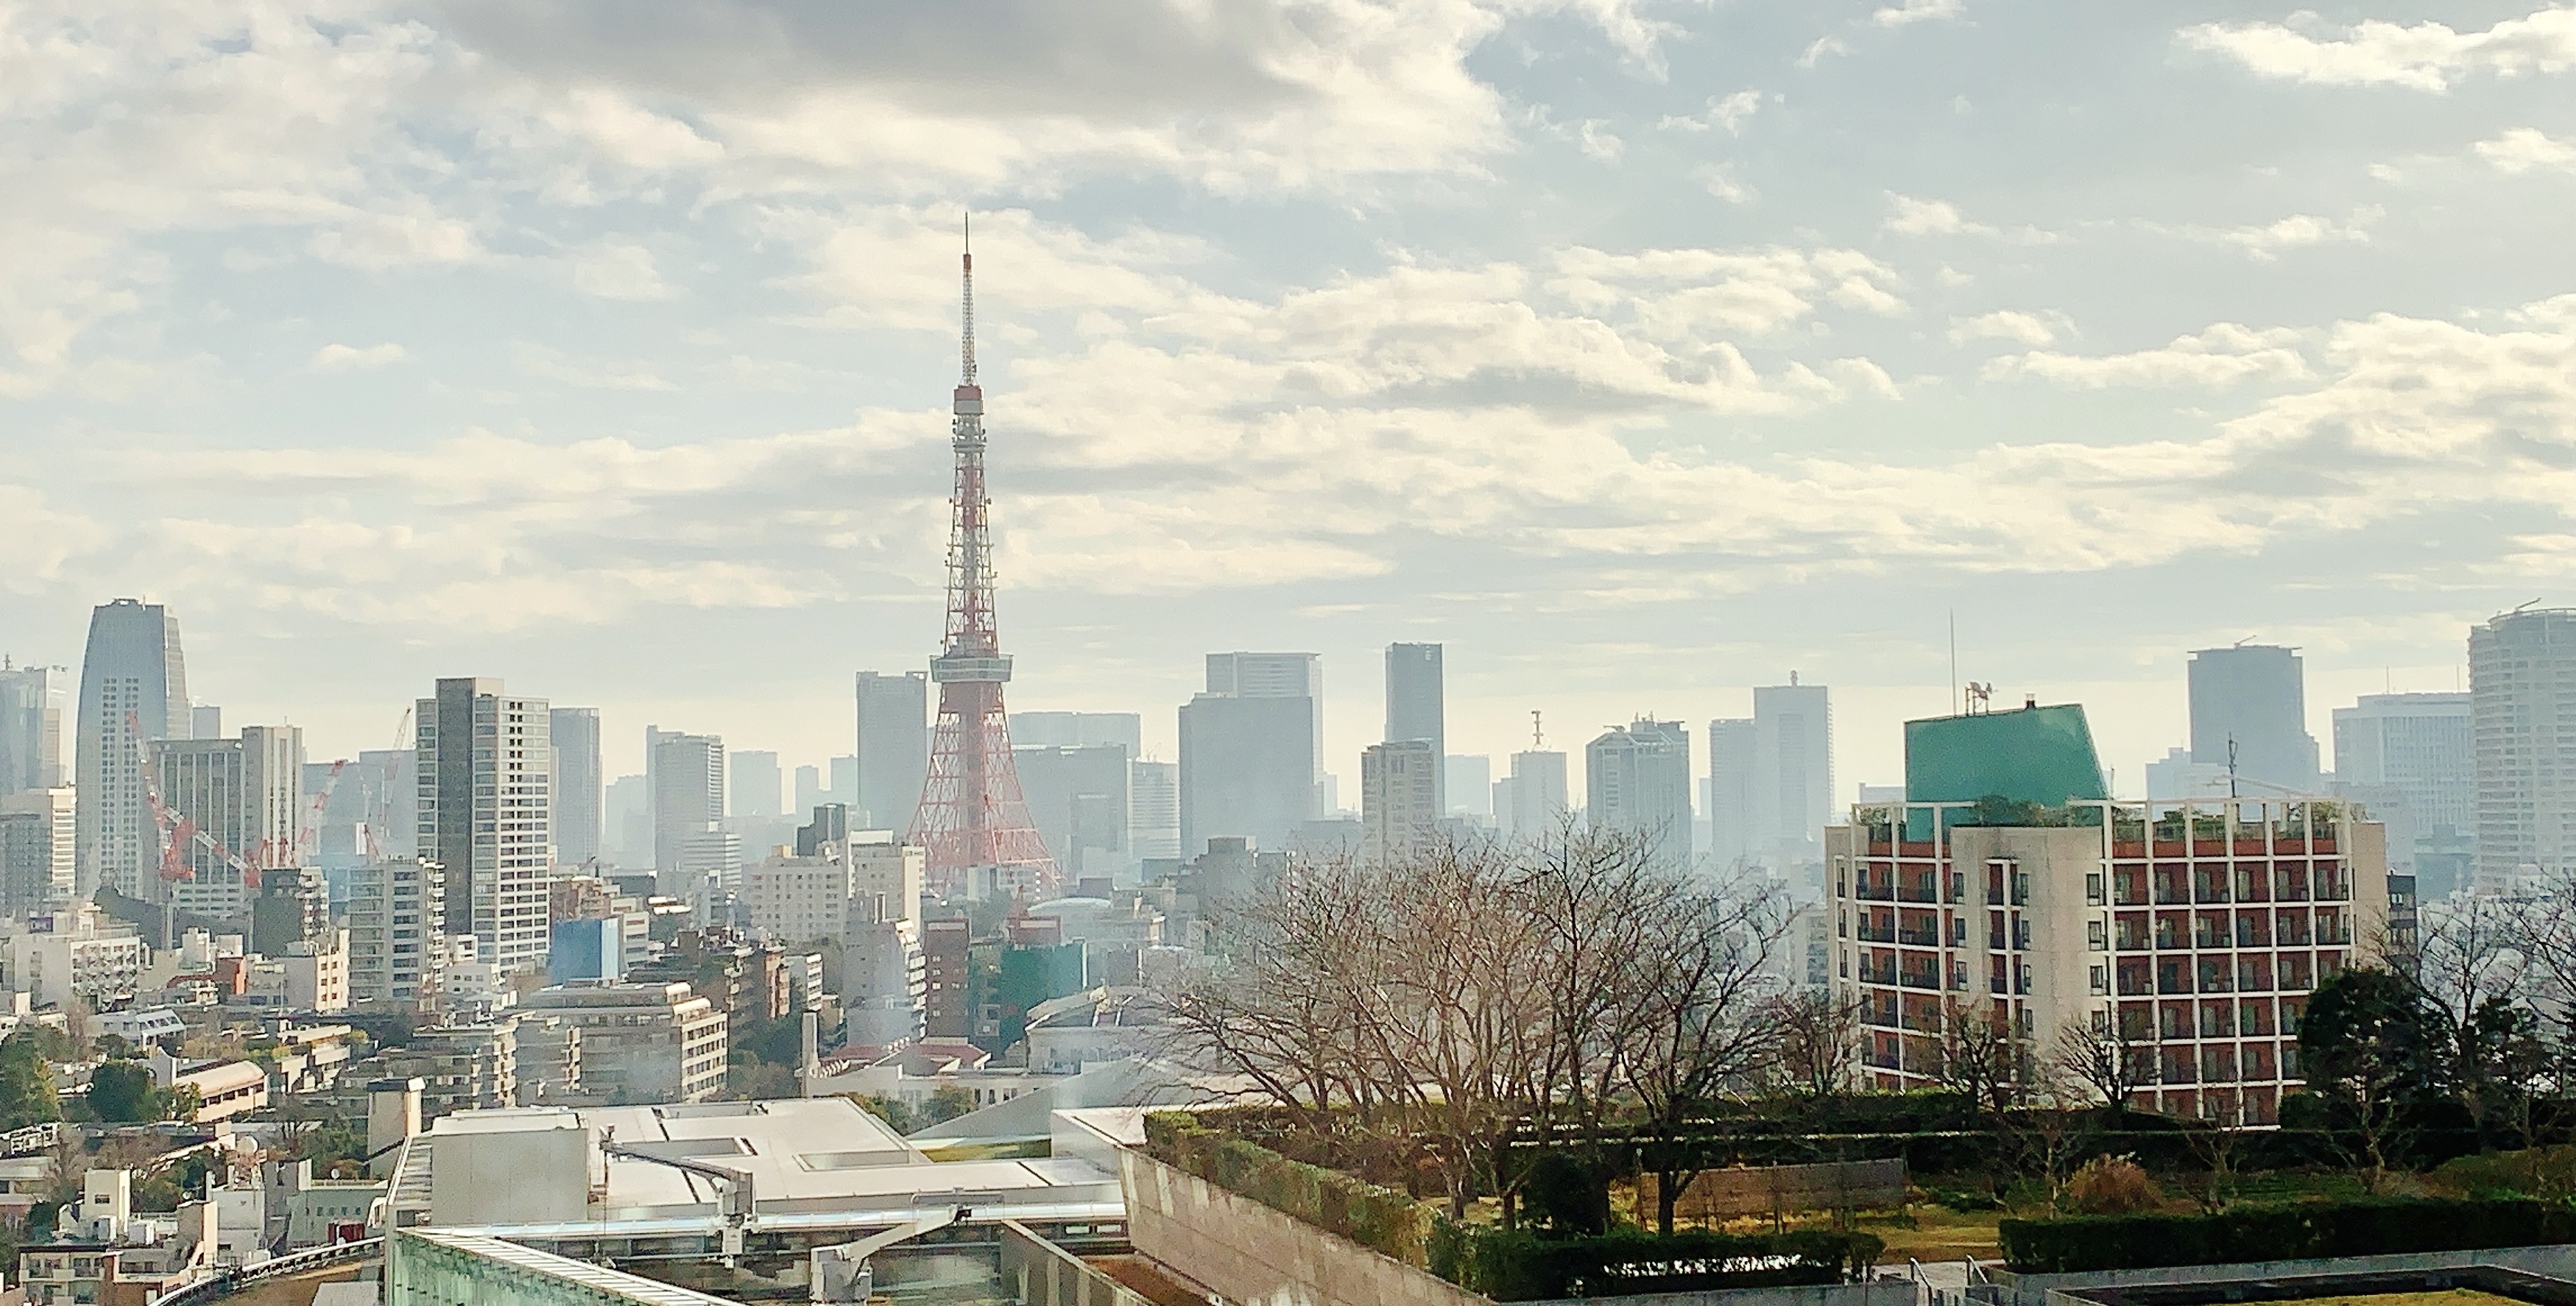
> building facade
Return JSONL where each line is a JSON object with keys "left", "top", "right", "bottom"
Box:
{"left": 2188, "top": 644, "right": 2321, "bottom": 795}
{"left": 0, "top": 788, "right": 76, "bottom": 916}
{"left": 1383, "top": 643, "right": 1444, "bottom": 814}
{"left": 74, "top": 600, "right": 189, "bottom": 899}
{"left": 521, "top": 981, "right": 727, "bottom": 1104}
{"left": 2471, "top": 608, "right": 2576, "bottom": 896}
{"left": 1585, "top": 719, "right": 1691, "bottom": 871}
{"left": 146, "top": 725, "right": 303, "bottom": 920}
{"left": 1706, "top": 717, "right": 1756, "bottom": 867}
{"left": 649, "top": 731, "right": 723, "bottom": 876}
{"left": 1178, "top": 686, "right": 1314, "bottom": 860}
{"left": 2332, "top": 691, "right": 2473, "bottom": 896}
{"left": 1754, "top": 680, "right": 1835, "bottom": 871}
{"left": 1129, "top": 760, "right": 1179, "bottom": 863}
{"left": 855, "top": 671, "right": 930, "bottom": 834}
{"left": 1361, "top": 740, "right": 1440, "bottom": 864}
{"left": 1828, "top": 797, "right": 2388, "bottom": 1123}
{"left": 1493, "top": 748, "right": 1570, "bottom": 841}
{"left": 548, "top": 707, "right": 601, "bottom": 868}
{"left": 0, "top": 663, "right": 66, "bottom": 798}
{"left": 1014, "top": 744, "right": 1130, "bottom": 880}
{"left": 417, "top": 679, "right": 551, "bottom": 975}
{"left": 347, "top": 858, "right": 445, "bottom": 1008}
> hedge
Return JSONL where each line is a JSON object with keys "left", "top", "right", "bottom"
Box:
{"left": 1454, "top": 1229, "right": 1885, "bottom": 1302}
{"left": 1144, "top": 1111, "right": 1439, "bottom": 1266}
{"left": 2000, "top": 1197, "right": 2576, "bottom": 1274}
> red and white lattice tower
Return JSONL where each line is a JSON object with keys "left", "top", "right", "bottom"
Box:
{"left": 906, "top": 220, "right": 1059, "bottom": 900}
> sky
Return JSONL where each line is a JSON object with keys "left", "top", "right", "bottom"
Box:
{"left": 0, "top": 0, "right": 2570, "bottom": 803}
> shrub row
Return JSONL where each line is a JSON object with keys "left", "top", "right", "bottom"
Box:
{"left": 2000, "top": 1197, "right": 2576, "bottom": 1274}
{"left": 1445, "top": 1228, "right": 1885, "bottom": 1302}
{"left": 1143, "top": 1111, "right": 1439, "bottom": 1266}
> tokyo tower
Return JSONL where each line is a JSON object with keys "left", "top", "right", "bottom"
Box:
{"left": 906, "top": 219, "right": 1059, "bottom": 900}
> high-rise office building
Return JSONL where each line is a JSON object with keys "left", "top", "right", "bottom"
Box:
{"left": 1493, "top": 748, "right": 1570, "bottom": 839}
{"left": 1585, "top": 719, "right": 1693, "bottom": 872}
{"left": 0, "top": 662, "right": 67, "bottom": 797}
{"left": 1706, "top": 717, "right": 1757, "bottom": 867}
{"left": 2332, "top": 692, "right": 2473, "bottom": 893}
{"left": 604, "top": 774, "right": 650, "bottom": 868}
{"left": 855, "top": 671, "right": 929, "bottom": 833}
{"left": 75, "top": 599, "right": 188, "bottom": 899}
{"left": 1009, "top": 712, "right": 1143, "bottom": 755}
{"left": 1754, "top": 679, "right": 1835, "bottom": 869}
{"left": 1384, "top": 643, "right": 1444, "bottom": 814}
{"left": 2189, "top": 644, "right": 2321, "bottom": 794}
{"left": 549, "top": 707, "right": 602, "bottom": 868}
{"left": 651, "top": 732, "right": 724, "bottom": 875}
{"left": 0, "top": 788, "right": 75, "bottom": 915}
{"left": 1206, "top": 652, "right": 1324, "bottom": 788}
{"left": 1014, "top": 744, "right": 1132, "bottom": 879}
{"left": 147, "top": 724, "right": 303, "bottom": 918}
{"left": 732, "top": 749, "right": 783, "bottom": 818}
{"left": 1362, "top": 740, "right": 1440, "bottom": 863}
{"left": 1445, "top": 755, "right": 1491, "bottom": 818}
{"left": 1130, "top": 760, "right": 1180, "bottom": 863}
{"left": 415, "top": 678, "right": 551, "bottom": 974}
{"left": 2472, "top": 608, "right": 2576, "bottom": 895}
{"left": 1179, "top": 656, "right": 1318, "bottom": 858}
{"left": 793, "top": 765, "right": 823, "bottom": 819}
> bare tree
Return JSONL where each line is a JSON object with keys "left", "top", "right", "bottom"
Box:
{"left": 2049, "top": 1020, "right": 2154, "bottom": 1112}
{"left": 1928, "top": 998, "right": 2022, "bottom": 1118}
{"left": 1768, "top": 990, "right": 1863, "bottom": 1100}
{"left": 1617, "top": 881, "right": 1790, "bottom": 1234}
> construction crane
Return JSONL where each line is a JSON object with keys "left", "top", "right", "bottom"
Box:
{"left": 131, "top": 710, "right": 259, "bottom": 886}
{"left": 364, "top": 707, "right": 413, "bottom": 860}
{"left": 295, "top": 758, "right": 350, "bottom": 863}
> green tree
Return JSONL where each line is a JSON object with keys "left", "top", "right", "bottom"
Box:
{"left": 923, "top": 1085, "right": 975, "bottom": 1126}
{"left": 86, "top": 1062, "right": 162, "bottom": 1123}
{"left": 2299, "top": 967, "right": 2449, "bottom": 1187}
{"left": 850, "top": 1094, "right": 918, "bottom": 1134}
{"left": 0, "top": 1034, "right": 63, "bottom": 1130}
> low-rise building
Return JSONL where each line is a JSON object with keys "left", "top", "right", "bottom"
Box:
{"left": 519, "top": 981, "right": 726, "bottom": 1104}
{"left": 5, "top": 906, "right": 147, "bottom": 1009}
{"left": 144, "top": 1049, "right": 270, "bottom": 1122}
{"left": 1024, "top": 987, "right": 1176, "bottom": 1075}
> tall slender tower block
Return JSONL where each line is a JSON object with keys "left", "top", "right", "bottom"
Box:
{"left": 908, "top": 223, "right": 1057, "bottom": 899}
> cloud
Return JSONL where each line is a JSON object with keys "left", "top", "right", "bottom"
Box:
{"left": 1949, "top": 311, "right": 2068, "bottom": 347}
{"left": 571, "top": 241, "right": 672, "bottom": 300}
{"left": 512, "top": 343, "right": 677, "bottom": 391}
{"left": 2148, "top": 208, "right": 2379, "bottom": 260}
{"left": 1884, "top": 194, "right": 1980, "bottom": 236}
{"left": 1874, "top": 0, "right": 1964, "bottom": 28}
{"left": 2178, "top": 6, "right": 2576, "bottom": 92}
{"left": 1797, "top": 35, "right": 1849, "bottom": 67}
{"left": 2477, "top": 127, "right": 2576, "bottom": 172}
{"left": 1987, "top": 324, "right": 2309, "bottom": 388}
{"left": 310, "top": 342, "right": 407, "bottom": 372}
{"left": 1660, "top": 91, "right": 1762, "bottom": 134}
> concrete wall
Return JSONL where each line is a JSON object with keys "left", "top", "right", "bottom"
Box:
{"left": 1118, "top": 1147, "right": 1485, "bottom": 1306}
{"left": 1528, "top": 1285, "right": 1924, "bottom": 1306}
{"left": 1644, "top": 1161, "right": 1910, "bottom": 1221}
{"left": 999, "top": 1220, "right": 1155, "bottom": 1306}
{"left": 389, "top": 1229, "right": 733, "bottom": 1306}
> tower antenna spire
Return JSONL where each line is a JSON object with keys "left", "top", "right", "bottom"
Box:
{"left": 960, "top": 211, "right": 976, "bottom": 386}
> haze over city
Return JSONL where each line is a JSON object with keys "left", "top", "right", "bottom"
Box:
{"left": 2, "top": 1, "right": 2567, "bottom": 794}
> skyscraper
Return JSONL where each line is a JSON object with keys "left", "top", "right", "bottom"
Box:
{"left": 1179, "top": 657, "right": 1316, "bottom": 859}
{"left": 0, "top": 788, "right": 75, "bottom": 916}
{"left": 2471, "top": 608, "right": 2576, "bottom": 895}
{"left": 1383, "top": 643, "right": 1444, "bottom": 813}
{"left": 1206, "top": 652, "right": 1324, "bottom": 785}
{"left": 0, "top": 661, "right": 67, "bottom": 797}
{"left": 1494, "top": 746, "right": 1569, "bottom": 839}
{"left": 1754, "top": 679, "right": 1834, "bottom": 869}
{"left": 1705, "top": 717, "right": 1757, "bottom": 867}
{"left": 1010, "top": 712, "right": 1143, "bottom": 755}
{"left": 855, "top": 671, "right": 929, "bottom": 833}
{"left": 549, "top": 707, "right": 603, "bottom": 868}
{"left": 416, "top": 678, "right": 551, "bottom": 974}
{"left": 1586, "top": 719, "right": 1692, "bottom": 872}
{"left": 652, "top": 732, "right": 724, "bottom": 875}
{"left": 2188, "top": 644, "right": 2321, "bottom": 794}
{"left": 1130, "top": 760, "right": 1180, "bottom": 863}
{"left": 731, "top": 749, "right": 783, "bottom": 818}
{"left": 1014, "top": 743, "right": 1132, "bottom": 879}
{"left": 75, "top": 599, "right": 188, "bottom": 898}
{"left": 2333, "top": 692, "right": 2473, "bottom": 893}
{"left": 1362, "top": 740, "right": 1440, "bottom": 863}
{"left": 147, "top": 724, "right": 303, "bottom": 918}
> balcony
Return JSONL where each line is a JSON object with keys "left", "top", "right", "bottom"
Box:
{"left": 1856, "top": 924, "right": 1896, "bottom": 944}
{"left": 1898, "top": 928, "right": 1944, "bottom": 947}
{"left": 1899, "top": 968, "right": 1944, "bottom": 991}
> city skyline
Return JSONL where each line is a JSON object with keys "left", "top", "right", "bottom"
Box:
{"left": 0, "top": 1, "right": 2565, "bottom": 809}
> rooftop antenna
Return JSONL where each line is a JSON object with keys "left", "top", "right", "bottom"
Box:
{"left": 2227, "top": 736, "right": 2240, "bottom": 800}
{"left": 2511, "top": 597, "right": 2543, "bottom": 614}
{"left": 1531, "top": 710, "right": 1544, "bottom": 749}
{"left": 2233, "top": 635, "right": 2258, "bottom": 648}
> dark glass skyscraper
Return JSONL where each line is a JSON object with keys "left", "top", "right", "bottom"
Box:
{"left": 1383, "top": 642, "right": 1445, "bottom": 813}
{"left": 75, "top": 599, "right": 188, "bottom": 898}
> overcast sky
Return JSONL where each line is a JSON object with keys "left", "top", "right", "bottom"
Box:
{"left": 1, "top": 0, "right": 2569, "bottom": 801}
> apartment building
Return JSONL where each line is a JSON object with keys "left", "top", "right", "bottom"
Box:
{"left": 1829, "top": 796, "right": 2388, "bottom": 1124}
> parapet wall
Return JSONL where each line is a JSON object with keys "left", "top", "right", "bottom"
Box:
{"left": 1118, "top": 1146, "right": 1485, "bottom": 1306}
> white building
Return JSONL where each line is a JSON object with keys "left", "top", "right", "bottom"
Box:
{"left": 1129, "top": 760, "right": 1180, "bottom": 863}
{"left": 1360, "top": 740, "right": 1439, "bottom": 863}
{"left": 520, "top": 981, "right": 727, "bottom": 1104}
{"left": 416, "top": 679, "right": 551, "bottom": 975}
{"left": 1586, "top": 719, "right": 1692, "bottom": 872}
{"left": 1493, "top": 747, "right": 1570, "bottom": 840}
{"left": 2333, "top": 691, "right": 2474, "bottom": 894}
{"left": 5, "top": 906, "right": 146, "bottom": 1008}
{"left": 0, "top": 788, "right": 76, "bottom": 916}
{"left": 347, "top": 858, "right": 444, "bottom": 1009}
{"left": 1752, "top": 680, "right": 1835, "bottom": 871}
{"left": 284, "top": 931, "right": 350, "bottom": 1013}
{"left": 2471, "top": 608, "right": 2576, "bottom": 896}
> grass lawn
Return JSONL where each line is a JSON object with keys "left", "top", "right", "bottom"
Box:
{"left": 2279, "top": 1293, "right": 2526, "bottom": 1306}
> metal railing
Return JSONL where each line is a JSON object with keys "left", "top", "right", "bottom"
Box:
{"left": 155, "top": 1238, "right": 383, "bottom": 1306}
